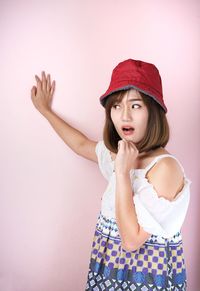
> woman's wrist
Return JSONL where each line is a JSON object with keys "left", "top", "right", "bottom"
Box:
{"left": 42, "top": 108, "right": 53, "bottom": 118}
{"left": 115, "top": 169, "right": 130, "bottom": 178}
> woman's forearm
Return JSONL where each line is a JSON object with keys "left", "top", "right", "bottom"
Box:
{"left": 43, "top": 110, "right": 88, "bottom": 154}
{"left": 115, "top": 172, "right": 150, "bottom": 251}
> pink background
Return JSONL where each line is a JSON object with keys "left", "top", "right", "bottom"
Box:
{"left": 0, "top": 0, "right": 199, "bottom": 290}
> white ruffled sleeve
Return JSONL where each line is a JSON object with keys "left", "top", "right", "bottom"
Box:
{"left": 95, "top": 141, "right": 113, "bottom": 181}
{"left": 132, "top": 174, "right": 191, "bottom": 238}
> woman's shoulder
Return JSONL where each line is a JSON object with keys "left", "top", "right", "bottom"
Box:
{"left": 145, "top": 147, "right": 184, "bottom": 175}
{"left": 137, "top": 147, "right": 172, "bottom": 169}
{"left": 144, "top": 149, "right": 185, "bottom": 201}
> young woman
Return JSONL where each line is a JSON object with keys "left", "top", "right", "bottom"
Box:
{"left": 31, "top": 59, "right": 191, "bottom": 290}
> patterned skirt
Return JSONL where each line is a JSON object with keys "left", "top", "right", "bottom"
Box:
{"left": 85, "top": 213, "right": 187, "bottom": 291}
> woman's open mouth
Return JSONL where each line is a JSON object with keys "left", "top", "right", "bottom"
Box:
{"left": 122, "top": 126, "right": 135, "bottom": 136}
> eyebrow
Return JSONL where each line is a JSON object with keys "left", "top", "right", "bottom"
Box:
{"left": 115, "top": 98, "right": 143, "bottom": 104}
{"left": 127, "top": 98, "right": 143, "bottom": 102}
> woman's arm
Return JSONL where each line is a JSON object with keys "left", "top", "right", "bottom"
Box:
{"left": 31, "top": 71, "right": 97, "bottom": 162}
{"left": 40, "top": 110, "right": 98, "bottom": 162}
{"left": 114, "top": 140, "right": 150, "bottom": 251}
{"left": 115, "top": 140, "right": 185, "bottom": 251}
{"left": 115, "top": 172, "right": 151, "bottom": 251}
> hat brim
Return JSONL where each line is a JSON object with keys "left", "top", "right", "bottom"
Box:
{"left": 100, "top": 85, "right": 167, "bottom": 113}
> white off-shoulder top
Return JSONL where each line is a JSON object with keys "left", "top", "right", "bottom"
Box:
{"left": 95, "top": 140, "right": 191, "bottom": 238}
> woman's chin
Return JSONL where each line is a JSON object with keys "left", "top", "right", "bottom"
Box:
{"left": 121, "top": 135, "right": 135, "bottom": 142}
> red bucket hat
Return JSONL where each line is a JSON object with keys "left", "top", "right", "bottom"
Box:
{"left": 99, "top": 59, "right": 167, "bottom": 113}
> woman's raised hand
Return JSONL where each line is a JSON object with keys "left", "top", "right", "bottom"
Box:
{"left": 31, "top": 71, "right": 55, "bottom": 115}
{"left": 114, "top": 140, "right": 139, "bottom": 175}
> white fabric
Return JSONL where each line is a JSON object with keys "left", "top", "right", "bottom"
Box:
{"left": 95, "top": 141, "right": 113, "bottom": 181}
{"left": 95, "top": 140, "right": 191, "bottom": 238}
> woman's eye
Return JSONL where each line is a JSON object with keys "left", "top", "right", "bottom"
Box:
{"left": 132, "top": 104, "right": 141, "bottom": 109}
{"left": 113, "top": 104, "right": 120, "bottom": 109}
{"left": 112, "top": 104, "right": 141, "bottom": 109}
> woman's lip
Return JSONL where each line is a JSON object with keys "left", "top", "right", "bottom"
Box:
{"left": 122, "top": 129, "right": 135, "bottom": 136}
{"left": 121, "top": 125, "right": 134, "bottom": 130}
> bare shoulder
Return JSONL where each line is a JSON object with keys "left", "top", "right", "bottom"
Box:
{"left": 146, "top": 155, "right": 185, "bottom": 201}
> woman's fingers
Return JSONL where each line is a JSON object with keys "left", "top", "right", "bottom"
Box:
{"left": 50, "top": 80, "right": 56, "bottom": 97}
{"left": 118, "top": 140, "right": 138, "bottom": 155}
{"left": 35, "top": 71, "right": 54, "bottom": 95}
{"left": 35, "top": 75, "right": 42, "bottom": 92}
{"left": 31, "top": 86, "right": 36, "bottom": 98}
{"left": 118, "top": 139, "right": 127, "bottom": 153}
{"left": 118, "top": 140, "right": 123, "bottom": 151}
{"left": 128, "top": 141, "right": 136, "bottom": 150}
{"left": 42, "top": 71, "right": 47, "bottom": 91}
{"left": 128, "top": 141, "right": 139, "bottom": 156}
{"left": 47, "top": 74, "right": 51, "bottom": 92}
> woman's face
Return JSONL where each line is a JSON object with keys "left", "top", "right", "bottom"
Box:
{"left": 110, "top": 89, "right": 149, "bottom": 143}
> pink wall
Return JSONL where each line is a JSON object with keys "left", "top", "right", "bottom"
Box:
{"left": 0, "top": 0, "right": 199, "bottom": 290}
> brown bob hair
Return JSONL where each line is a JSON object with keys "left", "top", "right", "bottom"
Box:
{"left": 103, "top": 89, "right": 170, "bottom": 154}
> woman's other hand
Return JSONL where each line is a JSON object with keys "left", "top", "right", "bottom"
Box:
{"left": 31, "top": 71, "right": 55, "bottom": 115}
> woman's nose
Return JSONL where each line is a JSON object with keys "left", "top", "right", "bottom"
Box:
{"left": 121, "top": 107, "right": 132, "bottom": 121}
